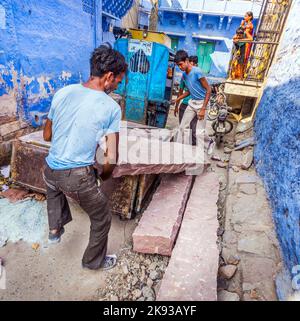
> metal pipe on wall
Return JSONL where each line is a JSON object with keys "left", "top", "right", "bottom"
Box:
{"left": 95, "top": 0, "right": 103, "bottom": 47}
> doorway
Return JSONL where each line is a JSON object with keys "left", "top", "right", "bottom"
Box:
{"left": 170, "top": 37, "right": 179, "bottom": 52}
{"left": 197, "top": 41, "right": 215, "bottom": 74}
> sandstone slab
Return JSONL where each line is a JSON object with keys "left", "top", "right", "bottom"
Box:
{"left": 157, "top": 172, "right": 219, "bottom": 301}
{"left": 133, "top": 174, "right": 194, "bottom": 256}
{"left": 0, "top": 188, "right": 29, "bottom": 203}
{"left": 113, "top": 124, "right": 207, "bottom": 177}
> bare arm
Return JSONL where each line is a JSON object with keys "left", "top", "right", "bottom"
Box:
{"left": 175, "top": 88, "right": 184, "bottom": 109}
{"left": 174, "top": 88, "right": 184, "bottom": 117}
{"left": 43, "top": 118, "right": 52, "bottom": 142}
{"left": 198, "top": 77, "right": 212, "bottom": 119}
{"left": 173, "top": 90, "right": 190, "bottom": 105}
{"left": 100, "top": 132, "right": 119, "bottom": 181}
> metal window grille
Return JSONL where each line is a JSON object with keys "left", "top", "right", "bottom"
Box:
{"left": 129, "top": 49, "right": 150, "bottom": 74}
{"left": 82, "top": 0, "right": 95, "bottom": 15}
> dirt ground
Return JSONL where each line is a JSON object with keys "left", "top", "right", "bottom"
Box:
{"left": 0, "top": 199, "right": 136, "bottom": 301}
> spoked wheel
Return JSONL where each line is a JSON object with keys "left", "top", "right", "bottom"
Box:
{"left": 212, "top": 120, "right": 233, "bottom": 135}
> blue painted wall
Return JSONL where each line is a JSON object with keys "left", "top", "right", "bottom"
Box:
{"left": 0, "top": 0, "right": 132, "bottom": 127}
{"left": 254, "top": 1, "right": 300, "bottom": 277}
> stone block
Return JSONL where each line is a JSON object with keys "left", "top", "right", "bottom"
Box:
{"left": 219, "top": 265, "right": 237, "bottom": 280}
{"left": 113, "top": 125, "right": 207, "bottom": 177}
{"left": 237, "top": 231, "right": 276, "bottom": 259}
{"left": 157, "top": 173, "right": 219, "bottom": 301}
{"left": 133, "top": 174, "right": 194, "bottom": 256}
{"left": 239, "top": 183, "right": 256, "bottom": 195}
{"left": 0, "top": 120, "right": 27, "bottom": 137}
{"left": 218, "top": 290, "right": 240, "bottom": 301}
{"left": 0, "top": 188, "right": 29, "bottom": 203}
{"left": 240, "top": 256, "right": 277, "bottom": 285}
{"left": 241, "top": 147, "right": 254, "bottom": 170}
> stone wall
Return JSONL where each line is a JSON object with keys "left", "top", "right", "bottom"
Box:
{"left": 254, "top": 0, "right": 300, "bottom": 286}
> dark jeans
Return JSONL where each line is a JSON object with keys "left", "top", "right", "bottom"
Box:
{"left": 43, "top": 163, "right": 111, "bottom": 270}
{"left": 179, "top": 103, "right": 197, "bottom": 146}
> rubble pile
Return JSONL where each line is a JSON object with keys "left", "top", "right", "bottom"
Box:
{"left": 98, "top": 247, "right": 169, "bottom": 301}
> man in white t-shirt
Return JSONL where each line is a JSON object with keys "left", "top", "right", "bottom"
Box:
{"left": 43, "top": 46, "right": 127, "bottom": 271}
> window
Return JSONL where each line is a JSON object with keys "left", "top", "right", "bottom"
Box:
{"left": 129, "top": 49, "right": 150, "bottom": 74}
{"left": 82, "top": 0, "right": 95, "bottom": 15}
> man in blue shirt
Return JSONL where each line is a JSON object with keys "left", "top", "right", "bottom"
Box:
{"left": 43, "top": 46, "right": 127, "bottom": 271}
{"left": 174, "top": 55, "right": 199, "bottom": 145}
{"left": 173, "top": 50, "right": 212, "bottom": 151}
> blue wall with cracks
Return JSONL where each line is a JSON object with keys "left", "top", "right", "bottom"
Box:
{"left": 0, "top": 0, "right": 132, "bottom": 127}
{"left": 254, "top": 0, "right": 300, "bottom": 280}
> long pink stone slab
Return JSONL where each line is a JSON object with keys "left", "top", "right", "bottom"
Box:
{"left": 113, "top": 125, "right": 207, "bottom": 177}
{"left": 132, "top": 174, "right": 194, "bottom": 256}
{"left": 157, "top": 172, "right": 219, "bottom": 301}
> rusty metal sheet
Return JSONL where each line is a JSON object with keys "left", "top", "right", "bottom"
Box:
{"left": 101, "top": 175, "right": 139, "bottom": 220}
{"left": 11, "top": 139, "right": 48, "bottom": 194}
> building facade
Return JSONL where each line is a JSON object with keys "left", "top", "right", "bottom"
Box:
{"left": 138, "top": 0, "right": 153, "bottom": 29}
{"left": 0, "top": 0, "right": 133, "bottom": 127}
{"left": 140, "top": 0, "right": 263, "bottom": 79}
{"left": 122, "top": 0, "right": 140, "bottom": 30}
{"left": 0, "top": 0, "right": 134, "bottom": 164}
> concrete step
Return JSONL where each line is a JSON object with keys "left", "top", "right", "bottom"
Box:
{"left": 157, "top": 172, "right": 219, "bottom": 301}
{"left": 132, "top": 173, "right": 194, "bottom": 256}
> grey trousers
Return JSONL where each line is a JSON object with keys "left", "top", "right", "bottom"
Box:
{"left": 177, "top": 103, "right": 212, "bottom": 151}
{"left": 43, "top": 163, "right": 111, "bottom": 270}
{"left": 179, "top": 102, "right": 197, "bottom": 146}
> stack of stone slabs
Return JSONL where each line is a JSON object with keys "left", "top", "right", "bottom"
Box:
{"left": 113, "top": 122, "right": 207, "bottom": 177}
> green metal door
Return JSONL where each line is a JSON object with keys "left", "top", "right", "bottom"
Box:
{"left": 171, "top": 37, "right": 179, "bottom": 52}
{"left": 197, "top": 41, "right": 215, "bottom": 74}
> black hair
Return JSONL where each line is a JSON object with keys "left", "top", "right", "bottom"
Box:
{"left": 99, "top": 42, "right": 112, "bottom": 50}
{"left": 90, "top": 46, "right": 127, "bottom": 78}
{"left": 174, "top": 50, "right": 189, "bottom": 64}
{"left": 246, "top": 11, "right": 254, "bottom": 21}
{"left": 189, "top": 55, "right": 198, "bottom": 65}
{"left": 236, "top": 27, "right": 245, "bottom": 35}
